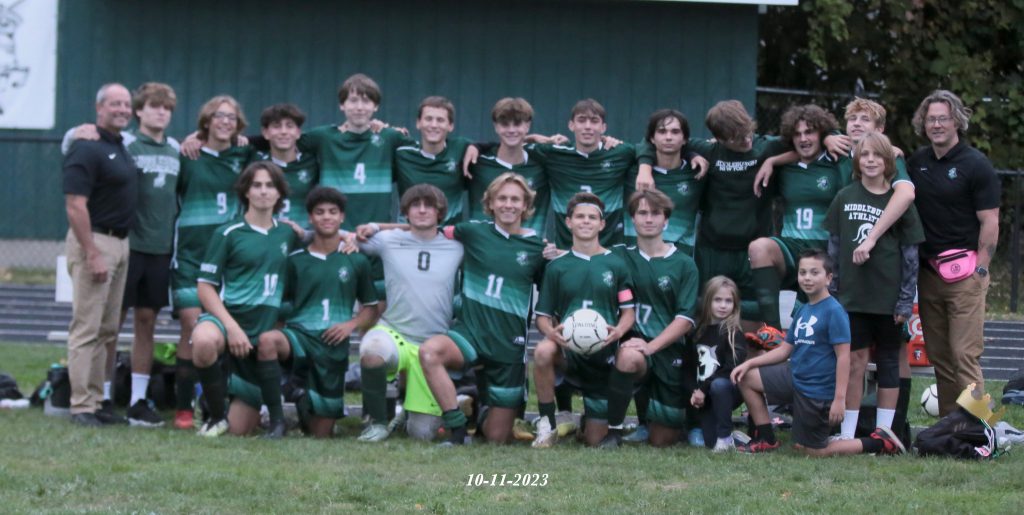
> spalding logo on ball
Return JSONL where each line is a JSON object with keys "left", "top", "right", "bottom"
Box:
{"left": 561, "top": 308, "right": 609, "bottom": 356}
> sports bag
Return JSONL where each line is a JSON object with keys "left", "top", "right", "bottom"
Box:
{"left": 912, "top": 407, "right": 998, "bottom": 459}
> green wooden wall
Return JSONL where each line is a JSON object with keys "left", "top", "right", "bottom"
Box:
{"left": 0, "top": 0, "right": 759, "bottom": 239}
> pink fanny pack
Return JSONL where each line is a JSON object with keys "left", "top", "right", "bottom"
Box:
{"left": 929, "top": 249, "right": 977, "bottom": 283}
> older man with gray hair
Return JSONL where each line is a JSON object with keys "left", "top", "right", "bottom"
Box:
{"left": 63, "top": 83, "right": 137, "bottom": 427}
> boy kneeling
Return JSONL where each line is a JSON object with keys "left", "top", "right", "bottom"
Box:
{"left": 730, "top": 249, "right": 905, "bottom": 456}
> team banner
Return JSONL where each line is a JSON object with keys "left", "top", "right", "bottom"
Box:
{"left": 0, "top": 0, "right": 58, "bottom": 130}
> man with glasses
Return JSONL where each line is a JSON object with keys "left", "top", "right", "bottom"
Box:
{"left": 907, "top": 90, "right": 1000, "bottom": 416}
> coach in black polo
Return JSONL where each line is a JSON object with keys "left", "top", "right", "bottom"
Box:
{"left": 907, "top": 90, "right": 1000, "bottom": 417}
{"left": 63, "top": 83, "right": 138, "bottom": 427}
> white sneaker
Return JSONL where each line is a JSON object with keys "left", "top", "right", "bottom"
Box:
{"left": 197, "top": 418, "right": 228, "bottom": 437}
{"left": 532, "top": 417, "right": 558, "bottom": 448}
{"left": 731, "top": 430, "right": 751, "bottom": 446}
{"left": 358, "top": 423, "right": 390, "bottom": 442}
{"left": 712, "top": 437, "right": 734, "bottom": 453}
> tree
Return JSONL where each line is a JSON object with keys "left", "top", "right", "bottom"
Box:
{"left": 759, "top": 0, "right": 1024, "bottom": 169}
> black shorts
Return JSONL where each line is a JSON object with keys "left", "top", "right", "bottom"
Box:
{"left": 122, "top": 251, "right": 171, "bottom": 310}
{"left": 848, "top": 312, "right": 901, "bottom": 352}
{"left": 759, "top": 362, "right": 832, "bottom": 449}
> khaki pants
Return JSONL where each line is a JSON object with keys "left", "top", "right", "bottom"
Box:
{"left": 918, "top": 267, "right": 989, "bottom": 417}
{"left": 66, "top": 230, "right": 130, "bottom": 414}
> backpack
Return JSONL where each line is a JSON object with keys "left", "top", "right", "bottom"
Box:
{"left": 912, "top": 407, "right": 999, "bottom": 459}
{"left": 0, "top": 372, "right": 24, "bottom": 400}
{"left": 30, "top": 365, "right": 70, "bottom": 408}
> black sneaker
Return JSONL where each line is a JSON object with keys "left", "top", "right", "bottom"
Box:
{"left": 263, "top": 420, "right": 287, "bottom": 439}
{"left": 127, "top": 399, "right": 165, "bottom": 428}
{"left": 598, "top": 428, "right": 623, "bottom": 449}
{"left": 96, "top": 400, "right": 127, "bottom": 425}
{"left": 438, "top": 424, "right": 468, "bottom": 448}
{"left": 71, "top": 412, "right": 103, "bottom": 427}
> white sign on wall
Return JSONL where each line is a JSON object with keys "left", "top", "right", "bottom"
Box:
{"left": 0, "top": 0, "right": 57, "bottom": 130}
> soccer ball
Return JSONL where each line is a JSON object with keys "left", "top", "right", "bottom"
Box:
{"left": 920, "top": 384, "right": 940, "bottom": 417}
{"left": 561, "top": 308, "right": 610, "bottom": 356}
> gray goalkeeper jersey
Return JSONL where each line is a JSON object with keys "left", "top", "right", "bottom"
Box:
{"left": 359, "top": 229, "right": 463, "bottom": 344}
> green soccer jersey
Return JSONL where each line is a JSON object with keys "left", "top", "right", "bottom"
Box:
{"left": 538, "top": 142, "right": 636, "bottom": 248}
{"left": 124, "top": 131, "right": 181, "bottom": 254}
{"left": 776, "top": 153, "right": 844, "bottom": 242}
{"left": 467, "top": 145, "right": 550, "bottom": 235}
{"left": 395, "top": 137, "right": 471, "bottom": 224}
{"left": 623, "top": 161, "right": 704, "bottom": 249}
{"left": 612, "top": 245, "right": 698, "bottom": 341}
{"left": 252, "top": 150, "right": 319, "bottom": 229}
{"left": 197, "top": 220, "right": 298, "bottom": 335}
{"left": 174, "top": 146, "right": 250, "bottom": 273}
{"left": 283, "top": 248, "right": 378, "bottom": 333}
{"left": 837, "top": 151, "right": 912, "bottom": 188}
{"left": 652, "top": 136, "right": 786, "bottom": 250}
{"left": 536, "top": 249, "right": 635, "bottom": 336}
{"left": 825, "top": 182, "right": 925, "bottom": 315}
{"left": 299, "top": 126, "right": 412, "bottom": 230}
{"left": 450, "top": 221, "right": 546, "bottom": 363}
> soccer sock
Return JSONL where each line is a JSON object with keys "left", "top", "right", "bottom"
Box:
{"left": 634, "top": 387, "right": 649, "bottom": 427}
{"left": 539, "top": 402, "right": 556, "bottom": 428}
{"left": 888, "top": 378, "right": 913, "bottom": 440}
{"left": 257, "top": 359, "right": 284, "bottom": 424}
{"left": 841, "top": 410, "right": 860, "bottom": 439}
{"left": 175, "top": 358, "right": 196, "bottom": 411}
{"left": 876, "top": 408, "right": 896, "bottom": 429}
{"left": 195, "top": 364, "right": 226, "bottom": 421}
{"left": 103, "top": 381, "right": 112, "bottom": 401}
{"left": 755, "top": 423, "right": 776, "bottom": 444}
{"left": 442, "top": 408, "right": 468, "bottom": 429}
{"left": 130, "top": 373, "right": 150, "bottom": 406}
{"left": 752, "top": 266, "right": 782, "bottom": 328}
{"left": 361, "top": 364, "right": 388, "bottom": 425}
{"left": 607, "top": 369, "right": 635, "bottom": 428}
{"left": 555, "top": 382, "right": 573, "bottom": 413}
{"left": 860, "top": 436, "right": 883, "bottom": 454}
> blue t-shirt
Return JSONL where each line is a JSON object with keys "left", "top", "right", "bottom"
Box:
{"left": 786, "top": 296, "right": 851, "bottom": 400}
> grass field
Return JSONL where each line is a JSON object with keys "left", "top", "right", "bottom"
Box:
{"left": 2, "top": 342, "right": 1024, "bottom": 513}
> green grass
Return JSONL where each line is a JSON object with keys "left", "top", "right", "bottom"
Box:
{"left": 3, "top": 342, "right": 1024, "bottom": 512}
{"left": 0, "top": 267, "right": 56, "bottom": 286}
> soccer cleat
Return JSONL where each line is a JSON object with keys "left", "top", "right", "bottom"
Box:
{"left": 197, "top": 418, "right": 228, "bottom": 438}
{"left": 358, "top": 423, "right": 390, "bottom": 442}
{"left": 598, "top": 429, "right": 622, "bottom": 449}
{"left": 869, "top": 425, "right": 906, "bottom": 455}
{"left": 736, "top": 439, "right": 781, "bottom": 453}
{"left": 687, "top": 428, "right": 705, "bottom": 447}
{"left": 263, "top": 420, "right": 287, "bottom": 439}
{"left": 745, "top": 324, "right": 787, "bottom": 351}
{"left": 386, "top": 408, "right": 408, "bottom": 435}
{"left": 623, "top": 424, "right": 649, "bottom": 443}
{"left": 555, "top": 411, "right": 578, "bottom": 437}
{"left": 126, "top": 399, "right": 165, "bottom": 428}
{"left": 532, "top": 417, "right": 558, "bottom": 448}
{"left": 512, "top": 418, "right": 535, "bottom": 441}
{"left": 174, "top": 409, "right": 194, "bottom": 430}
{"left": 712, "top": 437, "right": 734, "bottom": 453}
{"left": 731, "top": 430, "right": 752, "bottom": 446}
{"left": 96, "top": 400, "right": 127, "bottom": 425}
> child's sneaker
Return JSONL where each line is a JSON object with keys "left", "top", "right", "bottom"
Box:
{"left": 736, "top": 439, "right": 781, "bottom": 453}
{"left": 712, "top": 437, "right": 734, "bottom": 453}
{"left": 869, "top": 425, "right": 906, "bottom": 455}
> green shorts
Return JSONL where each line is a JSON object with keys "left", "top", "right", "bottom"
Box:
{"left": 771, "top": 237, "right": 827, "bottom": 287}
{"left": 561, "top": 344, "right": 617, "bottom": 420}
{"left": 694, "top": 241, "right": 759, "bottom": 319}
{"left": 644, "top": 343, "right": 688, "bottom": 429}
{"left": 196, "top": 312, "right": 275, "bottom": 410}
{"left": 171, "top": 264, "right": 200, "bottom": 311}
{"left": 285, "top": 326, "right": 348, "bottom": 419}
{"left": 370, "top": 324, "right": 440, "bottom": 417}
{"left": 449, "top": 326, "right": 526, "bottom": 409}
